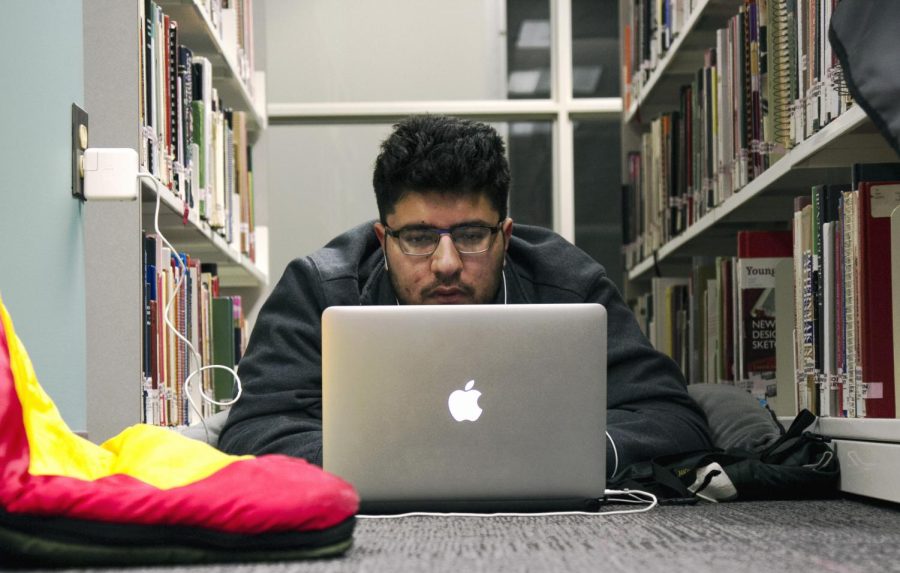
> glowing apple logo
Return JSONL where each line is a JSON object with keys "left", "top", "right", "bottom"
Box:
{"left": 448, "top": 380, "right": 483, "bottom": 422}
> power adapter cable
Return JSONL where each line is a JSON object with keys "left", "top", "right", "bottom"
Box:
{"left": 138, "top": 173, "right": 243, "bottom": 442}
{"left": 355, "top": 488, "right": 658, "bottom": 519}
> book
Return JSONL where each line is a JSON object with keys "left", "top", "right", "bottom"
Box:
{"left": 773, "top": 258, "right": 796, "bottom": 416}
{"left": 821, "top": 220, "right": 837, "bottom": 416}
{"left": 834, "top": 197, "right": 845, "bottom": 415}
{"left": 736, "top": 230, "right": 793, "bottom": 401}
{"left": 793, "top": 202, "right": 816, "bottom": 413}
{"left": 892, "top": 205, "right": 900, "bottom": 418}
{"left": 668, "top": 282, "right": 690, "bottom": 376}
{"left": 177, "top": 44, "right": 194, "bottom": 206}
{"left": 717, "top": 257, "right": 736, "bottom": 384}
{"left": 211, "top": 91, "right": 227, "bottom": 229}
{"left": 211, "top": 296, "right": 236, "bottom": 409}
{"left": 690, "top": 256, "right": 718, "bottom": 384}
{"left": 231, "top": 295, "right": 244, "bottom": 363}
{"left": 232, "top": 111, "right": 251, "bottom": 256}
{"left": 841, "top": 189, "right": 862, "bottom": 417}
{"left": 856, "top": 181, "right": 900, "bottom": 418}
{"left": 649, "top": 276, "right": 690, "bottom": 359}
{"left": 187, "top": 259, "right": 201, "bottom": 422}
{"left": 705, "top": 277, "right": 720, "bottom": 385}
{"left": 191, "top": 56, "right": 213, "bottom": 218}
{"left": 812, "top": 184, "right": 848, "bottom": 416}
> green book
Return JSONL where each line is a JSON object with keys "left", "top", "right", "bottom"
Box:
{"left": 211, "top": 297, "right": 235, "bottom": 407}
{"left": 191, "top": 100, "right": 207, "bottom": 217}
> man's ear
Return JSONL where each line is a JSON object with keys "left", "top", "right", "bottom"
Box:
{"left": 501, "top": 218, "right": 513, "bottom": 251}
{"left": 374, "top": 221, "right": 386, "bottom": 249}
{"left": 374, "top": 222, "right": 389, "bottom": 270}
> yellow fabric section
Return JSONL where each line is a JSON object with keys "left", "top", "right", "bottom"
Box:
{"left": 1, "top": 295, "right": 251, "bottom": 490}
{"left": 100, "top": 424, "right": 252, "bottom": 490}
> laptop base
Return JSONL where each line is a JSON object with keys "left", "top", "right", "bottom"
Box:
{"left": 359, "top": 496, "right": 603, "bottom": 515}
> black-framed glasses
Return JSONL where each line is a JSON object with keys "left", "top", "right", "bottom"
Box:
{"left": 385, "top": 222, "right": 503, "bottom": 256}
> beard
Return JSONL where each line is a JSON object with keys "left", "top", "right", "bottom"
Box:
{"left": 389, "top": 268, "right": 503, "bottom": 305}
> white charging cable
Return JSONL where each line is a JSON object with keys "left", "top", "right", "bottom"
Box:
{"left": 355, "top": 488, "right": 658, "bottom": 519}
{"left": 138, "top": 173, "right": 243, "bottom": 442}
{"left": 606, "top": 431, "right": 619, "bottom": 478}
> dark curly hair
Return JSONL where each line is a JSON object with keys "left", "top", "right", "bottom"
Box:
{"left": 373, "top": 115, "right": 510, "bottom": 223}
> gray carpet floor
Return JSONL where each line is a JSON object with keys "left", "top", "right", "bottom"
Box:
{"left": 27, "top": 497, "right": 900, "bottom": 573}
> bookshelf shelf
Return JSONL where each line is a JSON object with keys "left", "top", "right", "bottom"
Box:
{"left": 626, "top": 105, "right": 897, "bottom": 283}
{"left": 155, "top": 0, "right": 267, "bottom": 141}
{"left": 816, "top": 418, "right": 900, "bottom": 503}
{"left": 814, "top": 418, "right": 900, "bottom": 443}
{"left": 779, "top": 417, "right": 900, "bottom": 503}
{"left": 620, "top": 0, "right": 900, "bottom": 504}
{"left": 624, "top": 0, "right": 742, "bottom": 124}
{"left": 141, "top": 179, "right": 267, "bottom": 288}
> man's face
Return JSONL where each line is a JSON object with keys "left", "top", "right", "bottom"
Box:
{"left": 374, "top": 191, "right": 513, "bottom": 305}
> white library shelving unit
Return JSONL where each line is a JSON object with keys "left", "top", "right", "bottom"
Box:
{"left": 627, "top": 105, "right": 897, "bottom": 281}
{"left": 142, "top": 181, "right": 267, "bottom": 287}
{"left": 83, "top": 0, "right": 266, "bottom": 442}
{"left": 620, "top": 0, "right": 900, "bottom": 503}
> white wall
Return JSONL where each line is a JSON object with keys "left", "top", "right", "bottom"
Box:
{"left": 0, "top": 2, "right": 87, "bottom": 431}
{"left": 262, "top": 124, "right": 392, "bottom": 285}
{"left": 256, "top": 0, "right": 505, "bottom": 306}
{"left": 265, "top": 0, "right": 505, "bottom": 103}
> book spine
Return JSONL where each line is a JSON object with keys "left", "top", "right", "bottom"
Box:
{"left": 858, "top": 183, "right": 900, "bottom": 417}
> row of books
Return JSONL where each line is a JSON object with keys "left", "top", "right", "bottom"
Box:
{"left": 622, "top": 0, "right": 851, "bottom": 268}
{"left": 195, "top": 0, "right": 256, "bottom": 92}
{"left": 139, "top": 0, "right": 257, "bottom": 262}
{"left": 635, "top": 162, "right": 900, "bottom": 419}
{"left": 792, "top": 163, "right": 900, "bottom": 419}
{"left": 142, "top": 232, "right": 248, "bottom": 427}
{"left": 622, "top": 0, "right": 699, "bottom": 110}
{"left": 632, "top": 233, "right": 787, "bottom": 401}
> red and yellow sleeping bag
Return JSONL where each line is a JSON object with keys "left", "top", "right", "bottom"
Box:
{"left": 0, "top": 295, "right": 358, "bottom": 567}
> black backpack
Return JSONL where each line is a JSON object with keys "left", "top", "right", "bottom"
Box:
{"left": 610, "top": 410, "right": 840, "bottom": 504}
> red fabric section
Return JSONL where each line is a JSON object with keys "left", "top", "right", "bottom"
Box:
{"left": 6, "top": 456, "right": 358, "bottom": 534}
{"left": 0, "top": 316, "right": 32, "bottom": 510}
{"left": 0, "top": 315, "right": 358, "bottom": 534}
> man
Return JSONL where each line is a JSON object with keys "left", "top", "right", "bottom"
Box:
{"left": 218, "top": 115, "right": 712, "bottom": 476}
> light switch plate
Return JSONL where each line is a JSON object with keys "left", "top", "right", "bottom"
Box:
{"left": 72, "top": 104, "right": 89, "bottom": 200}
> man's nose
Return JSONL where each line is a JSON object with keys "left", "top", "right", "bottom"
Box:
{"left": 431, "top": 234, "right": 463, "bottom": 277}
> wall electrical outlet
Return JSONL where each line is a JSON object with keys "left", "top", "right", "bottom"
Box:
{"left": 72, "top": 104, "right": 89, "bottom": 200}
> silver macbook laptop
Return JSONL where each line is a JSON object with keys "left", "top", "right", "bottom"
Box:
{"left": 322, "top": 303, "right": 607, "bottom": 513}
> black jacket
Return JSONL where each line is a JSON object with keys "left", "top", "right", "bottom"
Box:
{"left": 218, "top": 221, "right": 712, "bottom": 477}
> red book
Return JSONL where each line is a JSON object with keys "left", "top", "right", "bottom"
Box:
{"left": 156, "top": 273, "right": 165, "bottom": 392}
{"left": 856, "top": 181, "right": 900, "bottom": 418}
{"left": 736, "top": 231, "right": 793, "bottom": 400}
{"left": 149, "top": 300, "right": 158, "bottom": 391}
{"left": 833, "top": 214, "right": 844, "bottom": 414}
